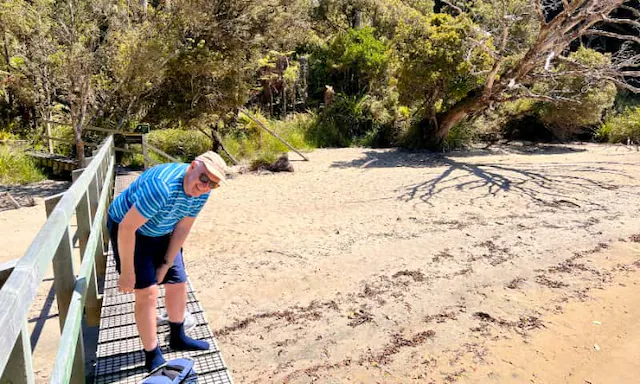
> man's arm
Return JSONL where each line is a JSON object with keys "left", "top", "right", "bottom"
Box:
{"left": 118, "top": 206, "right": 148, "bottom": 292}
{"left": 157, "top": 217, "right": 196, "bottom": 282}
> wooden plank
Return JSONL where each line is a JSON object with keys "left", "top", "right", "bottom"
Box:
{"left": 146, "top": 143, "right": 180, "bottom": 163}
{"left": 0, "top": 136, "right": 113, "bottom": 373}
{"left": 85, "top": 126, "right": 142, "bottom": 137}
{"left": 0, "top": 321, "right": 35, "bottom": 384}
{"left": 42, "top": 120, "right": 142, "bottom": 137}
{"left": 40, "top": 135, "right": 100, "bottom": 148}
{"left": 24, "top": 151, "right": 77, "bottom": 164}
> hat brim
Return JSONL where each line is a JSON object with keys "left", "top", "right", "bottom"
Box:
{"left": 200, "top": 162, "right": 227, "bottom": 185}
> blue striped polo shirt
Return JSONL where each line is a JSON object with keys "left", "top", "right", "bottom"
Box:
{"left": 108, "top": 163, "right": 210, "bottom": 237}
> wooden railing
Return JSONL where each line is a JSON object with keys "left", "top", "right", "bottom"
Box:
{"left": 0, "top": 136, "right": 115, "bottom": 384}
{"left": 40, "top": 120, "right": 179, "bottom": 170}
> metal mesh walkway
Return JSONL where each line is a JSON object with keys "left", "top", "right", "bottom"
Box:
{"left": 93, "top": 168, "right": 233, "bottom": 384}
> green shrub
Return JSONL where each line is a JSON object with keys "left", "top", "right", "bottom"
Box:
{"left": 596, "top": 106, "right": 640, "bottom": 143}
{"left": 442, "top": 120, "right": 477, "bottom": 151}
{"left": 394, "top": 13, "right": 491, "bottom": 111}
{"left": 309, "top": 27, "right": 389, "bottom": 99}
{"left": 306, "top": 93, "right": 406, "bottom": 148}
{"left": 0, "top": 130, "right": 18, "bottom": 141}
{"left": 0, "top": 146, "right": 46, "bottom": 184}
{"left": 146, "top": 129, "right": 213, "bottom": 162}
{"left": 538, "top": 47, "right": 617, "bottom": 139}
{"left": 49, "top": 124, "right": 75, "bottom": 157}
{"left": 307, "top": 94, "right": 371, "bottom": 147}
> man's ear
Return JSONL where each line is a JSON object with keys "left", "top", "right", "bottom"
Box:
{"left": 189, "top": 161, "right": 198, "bottom": 170}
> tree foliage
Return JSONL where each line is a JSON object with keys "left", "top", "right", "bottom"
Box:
{"left": 0, "top": 0, "right": 639, "bottom": 157}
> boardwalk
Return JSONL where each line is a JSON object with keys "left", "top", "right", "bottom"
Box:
{"left": 92, "top": 169, "right": 233, "bottom": 384}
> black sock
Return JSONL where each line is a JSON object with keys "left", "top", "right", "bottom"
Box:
{"left": 169, "top": 321, "right": 209, "bottom": 351}
{"left": 144, "top": 345, "right": 166, "bottom": 371}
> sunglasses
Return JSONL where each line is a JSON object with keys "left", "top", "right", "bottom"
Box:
{"left": 198, "top": 173, "right": 221, "bottom": 189}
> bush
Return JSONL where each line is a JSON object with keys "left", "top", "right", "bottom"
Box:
{"left": 146, "top": 129, "right": 213, "bottom": 163}
{"left": 442, "top": 120, "right": 477, "bottom": 151}
{"left": 49, "top": 124, "right": 75, "bottom": 157}
{"left": 394, "top": 13, "right": 491, "bottom": 111}
{"left": 538, "top": 47, "right": 617, "bottom": 139}
{"left": 596, "top": 106, "right": 640, "bottom": 143}
{"left": 307, "top": 94, "right": 371, "bottom": 147}
{"left": 306, "top": 93, "right": 408, "bottom": 148}
{"left": 0, "top": 130, "right": 18, "bottom": 141}
{"left": 309, "top": 27, "right": 389, "bottom": 99}
{"left": 223, "top": 111, "right": 316, "bottom": 168}
{"left": 0, "top": 146, "right": 46, "bottom": 184}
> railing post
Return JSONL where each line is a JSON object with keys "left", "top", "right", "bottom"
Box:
{"left": 0, "top": 261, "right": 33, "bottom": 384}
{"left": 74, "top": 183, "right": 102, "bottom": 326}
{"left": 44, "top": 196, "right": 85, "bottom": 384}
{"left": 0, "top": 321, "right": 35, "bottom": 384}
{"left": 99, "top": 151, "right": 111, "bottom": 267}
{"left": 142, "top": 133, "right": 149, "bottom": 170}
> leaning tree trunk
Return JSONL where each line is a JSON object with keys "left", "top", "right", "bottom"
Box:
{"left": 434, "top": 93, "right": 491, "bottom": 142}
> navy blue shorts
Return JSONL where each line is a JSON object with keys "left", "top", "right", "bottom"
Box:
{"left": 107, "top": 217, "right": 187, "bottom": 290}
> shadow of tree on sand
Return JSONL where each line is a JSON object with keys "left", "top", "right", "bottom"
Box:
{"left": 331, "top": 147, "right": 632, "bottom": 208}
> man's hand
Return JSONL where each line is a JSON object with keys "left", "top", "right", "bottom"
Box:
{"left": 119, "top": 271, "right": 136, "bottom": 293}
{"left": 156, "top": 264, "right": 170, "bottom": 284}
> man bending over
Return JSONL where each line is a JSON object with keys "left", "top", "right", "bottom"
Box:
{"left": 107, "top": 151, "right": 227, "bottom": 371}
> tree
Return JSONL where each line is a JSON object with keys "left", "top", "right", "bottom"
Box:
{"left": 399, "top": 0, "right": 640, "bottom": 145}
{"left": 310, "top": 27, "right": 389, "bottom": 99}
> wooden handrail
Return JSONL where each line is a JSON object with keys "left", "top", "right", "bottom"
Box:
{"left": 51, "top": 156, "right": 115, "bottom": 383}
{"left": 41, "top": 120, "right": 143, "bottom": 136}
{"left": 0, "top": 135, "right": 115, "bottom": 383}
{"left": 146, "top": 143, "right": 180, "bottom": 163}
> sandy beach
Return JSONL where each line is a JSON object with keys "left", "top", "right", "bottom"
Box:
{"left": 3, "top": 143, "right": 640, "bottom": 383}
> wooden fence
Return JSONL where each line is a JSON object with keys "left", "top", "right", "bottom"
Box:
{"left": 0, "top": 136, "right": 115, "bottom": 384}
{"left": 39, "top": 120, "right": 178, "bottom": 170}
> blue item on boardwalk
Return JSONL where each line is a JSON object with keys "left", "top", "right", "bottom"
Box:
{"left": 139, "top": 357, "right": 197, "bottom": 384}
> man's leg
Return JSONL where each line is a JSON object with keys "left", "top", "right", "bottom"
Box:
{"left": 109, "top": 218, "right": 165, "bottom": 371}
{"left": 165, "top": 282, "right": 187, "bottom": 323}
{"left": 163, "top": 251, "right": 209, "bottom": 351}
{"left": 135, "top": 284, "right": 166, "bottom": 371}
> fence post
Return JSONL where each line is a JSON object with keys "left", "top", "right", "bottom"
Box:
{"left": 142, "top": 134, "right": 149, "bottom": 170}
{"left": 44, "top": 196, "right": 85, "bottom": 384}
{"left": 74, "top": 184, "right": 102, "bottom": 326}
{"left": 0, "top": 262, "right": 33, "bottom": 384}
{"left": 0, "top": 321, "right": 35, "bottom": 384}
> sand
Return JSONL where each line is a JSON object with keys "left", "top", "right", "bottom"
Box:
{"left": 3, "top": 143, "right": 640, "bottom": 383}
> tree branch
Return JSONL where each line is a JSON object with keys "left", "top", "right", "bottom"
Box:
{"left": 620, "top": 5, "right": 640, "bottom": 19}
{"left": 582, "top": 30, "right": 640, "bottom": 45}
{"left": 603, "top": 76, "right": 640, "bottom": 93}
{"left": 601, "top": 16, "right": 640, "bottom": 30}
{"left": 534, "top": 1, "right": 546, "bottom": 24}
{"left": 441, "top": 0, "right": 463, "bottom": 15}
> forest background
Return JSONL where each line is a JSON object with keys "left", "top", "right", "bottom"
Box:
{"left": 1, "top": 0, "right": 639, "bottom": 182}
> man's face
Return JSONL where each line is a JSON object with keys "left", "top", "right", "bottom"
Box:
{"left": 184, "top": 161, "right": 221, "bottom": 197}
